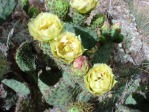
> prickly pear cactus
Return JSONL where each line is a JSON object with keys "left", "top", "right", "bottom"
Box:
{"left": 28, "top": 6, "right": 39, "bottom": 18}
{"left": 2, "top": 79, "right": 30, "bottom": 96}
{"left": 15, "top": 42, "right": 36, "bottom": 72}
{"left": 62, "top": 70, "right": 85, "bottom": 88}
{"left": 76, "top": 91, "right": 93, "bottom": 102}
{"left": 72, "top": 11, "right": 87, "bottom": 26}
{"left": 1, "top": 0, "right": 146, "bottom": 111}
{"left": 90, "top": 14, "right": 105, "bottom": 29}
{"left": 39, "top": 42, "right": 51, "bottom": 56}
{"left": 38, "top": 69, "right": 82, "bottom": 109}
{"left": 38, "top": 68, "right": 62, "bottom": 101}
{"left": 110, "top": 23, "right": 124, "bottom": 43}
{"left": 48, "top": 83, "right": 81, "bottom": 108}
{"left": 39, "top": 74, "right": 81, "bottom": 109}
{"left": 20, "top": 0, "right": 40, "bottom": 18}
{"left": 101, "top": 21, "right": 110, "bottom": 37}
{"left": 93, "top": 42, "right": 114, "bottom": 64}
{"left": 20, "top": 0, "right": 29, "bottom": 13}
{"left": 0, "top": 50, "right": 9, "bottom": 80}
{"left": 45, "top": 0, "right": 69, "bottom": 20}
{"left": 0, "top": 0, "right": 17, "bottom": 25}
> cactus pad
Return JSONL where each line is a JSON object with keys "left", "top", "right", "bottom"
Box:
{"left": 62, "top": 70, "right": 87, "bottom": 89}
{"left": 20, "top": 0, "right": 29, "bottom": 13}
{"left": 15, "top": 42, "right": 36, "bottom": 72}
{"left": 2, "top": 79, "right": 30, "bottom": 96}
{"left": 28, "top": 6, "right": 39, "bottom": 18}
{"left": 72, "top": 11, "right": 87, "bottom": 26}
{"left": 0, "top": 0, "right": 17, "bottom": 25}
{"left": 46, "top": 0, "right": 69, "bottom": 20}
{"left": 76, "top": 91, "right": 93, "bottom": 102}
{"left": 91, "top": 14, "right": 105, "bottom": 29}
{"left": 39, "top": 42, "right": 51, "bottom": 56}
{"left": 46, "top": 82, "right": 81, "bottom": 108}
{"left": 93, "top": 42, "right": 114, "bottom": 64}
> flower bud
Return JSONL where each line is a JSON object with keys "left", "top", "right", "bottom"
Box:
{"left": 72, "top": 56, "right": 89, "bottom": 76}
{"left": 111, "top": 34, "right": 124, "bottom": 43}
{"left": 99, "top": 35, "right": 106, "bottom": 43}
{"left": 91, "top": 14, "right": 105, "bottom": 29}
{"left": 110, "top": 22, "right": 121, "bottom": 37}
{"left": 101, "top": 21, "right": 110, "bottom": 37}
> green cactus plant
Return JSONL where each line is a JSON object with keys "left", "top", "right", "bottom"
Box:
{"left": 68, "top": 102, "right": 94, "bottom": 112}
{"left": 21, "top": 0, "right": 40, "bottom": 18}
{"left": 38, "top": 42, "right": 51, "bottom": 56}
{"left": 62, "top": 70, "right": 85, "bottom": 88}
{"left": 46, "top": 0, "right": 69, "bottom": 20}
{"left": 110, "top": 23, "right": 124, "bottom": 43}
{"left": 2, "top": 79, "right": 30, "bottom": 96}
{"left": 20, "top": 0, "right": 29, "bottom": 13}
{"left": 15, "top": 42, "right": 36, "bottom": 72}
{"left": 62, "top": 71, "right": 76, "bottom": 87}
{"left": 111, "top": 33, "right": 124, "bottom": 43}
{"left": 101, "top": 21, "right": 111, "bottom": 37}
{"left": 39, "top": 78, "right": 81, "bottom": 108}
{"left": 38, "top": 68, "right": 81, "bottom": 108}
{"left": 0, "top": 0, "right": 17, "bottom": 25}
{"left": 0, "top": 0, "right": 144, "bottom": 111}
{"left": 63, "top": 68, "right": 92, "bottom": 95}
{"left": 28, "top": 6, "right": 39, "bottom": 18}
{"left": 93, "top": 42, "right": 114, "bottom": 64}
{"left": 47, "top": 83, "right": 81, "bottom": 108}
{"left": 110, "top": 23, "right": 121, "bottom": 37}
{"left": 90, "top": 14, "right": 105, "bottom": 29}
{"left": 72, "top": 11, "right": 87, "bottom": 26}
{"left": 76, "top": 91, "right": 94, "bottom": 102}
{"left": 99, "top": 35, "right": 107, "bottom": 43}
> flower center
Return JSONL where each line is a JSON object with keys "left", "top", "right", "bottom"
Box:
{"left": 64, "top": 46, "right": 70, "bottom": 52}
{"left": 39, "top": 20, "right": 52, "bottom": 30}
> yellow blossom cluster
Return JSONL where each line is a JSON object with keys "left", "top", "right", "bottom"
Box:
{"left": 28, "top": 11, "right": 116, "bottom": 96}
{"left": 28, "top": 12, "right": 84, "bottom": 64}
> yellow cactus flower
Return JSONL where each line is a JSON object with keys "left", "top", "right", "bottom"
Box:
{"left": 70, "top": 0, "right": 99, "bottom": 14}
{"left": 28, "top": 12, "right": 64, "bottom": 42}
{"left": 84, "top": 64, "right": 117, "bottom": 96}
{"left": 50, "top": 32, "right": 84, "bottom": 64}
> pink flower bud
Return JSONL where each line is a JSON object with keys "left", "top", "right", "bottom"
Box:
{"left": 72, "top": 56, "right": 89, "bottom": 76}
